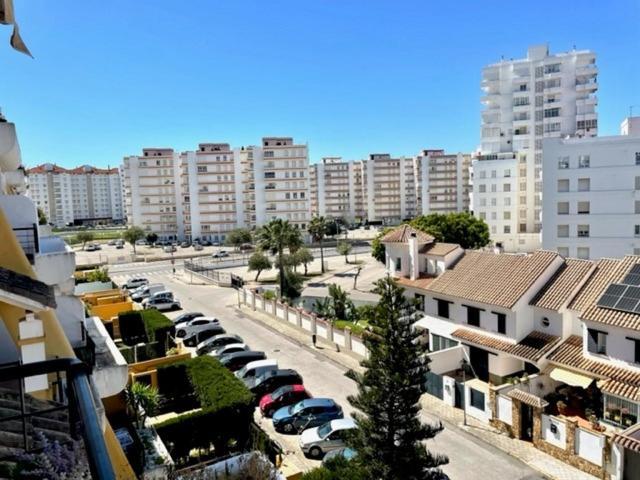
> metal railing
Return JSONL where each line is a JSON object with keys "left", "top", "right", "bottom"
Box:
{"left": 0, "top": 358, "right": 115, "bottom": 479}
{"left": 12, "top": 224, "right": 39, "bottom": 264}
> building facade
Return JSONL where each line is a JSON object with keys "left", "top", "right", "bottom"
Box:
{"left": 474, "top": 44, "right": 598, "bottom": 252}
{"left": 27, "top": 164, "right": 124, "bottom": 227}
{"left": 542, "top": 117, "right": 640, "bottom": 260}
{"left": 416, "top": 149, "right": 472, "bottom": 215}
{"left": 122, "top": 137, "right": 310, "bottom": 241}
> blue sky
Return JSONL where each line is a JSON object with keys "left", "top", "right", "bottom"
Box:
{"left": 0, "top": 1, "right": 638, "bottom": 168}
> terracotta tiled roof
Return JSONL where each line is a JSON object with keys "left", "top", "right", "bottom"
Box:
{"left": 568, "top": 258, "right": 625, "bottom": 312}
{"left": 380, "top": 225, "right": 434, "bottom": 244}
{"left": 451, "top": 328, "right": 560, "bottom": 362}
{"left": 613, "top": 425, "right": 640, "bottom": 453}
{"left": 507, "top": 389, "right": 548, "bottom": 408}
{"left": 530, "top": 259, "right": 596, "bottom": 311}
{"left": 420, "top": 242, "right": 461, "bottom": 256}
{"left": 547, "top": 335, "right": 640, "bottom": 401}
{"left": 426, "top": 250, "right": 560, "bottom": 309}
{"left": 395, "top": 275, "right": 436, "bottom": 290}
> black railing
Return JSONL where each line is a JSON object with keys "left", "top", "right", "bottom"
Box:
{"left": 12, "top": 224, "right": 39, "bottom": 264}
{"left": 0, "top": 358, "right": 115, "bottom": 480}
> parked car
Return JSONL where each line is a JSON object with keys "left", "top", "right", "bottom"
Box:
{"left": 235, "top": 359, "right": 278, "bottom": 381}
{"left": 196, "top": 333, "right": 243, "bottom": 356}
{"left": 108, "top": 239, "right": 117, "bottom": 246}
{"left": 84, "top": 244, "right": 97, "bottom": 252}
{"left": 272, "top": 398, "right": 343, "bottom": 434}
{"left": 246, "top": 369, "right": 303, "bottom": 401}
{"left": 260, "top": 384, "right": 311, "bottom": 418}
{"left": 212, "top": 251, "right": 229, "bottom": 259}
{"left": 131, "top": 283, "right": 165, "bottom": 302}
{"left": 135, "top": 239, "right": 148, "bottom": 246}
{"left": 299, "top": 418, "right": 356, "bottom": 458}
{"left": 164, "top": 245, "right": 177, "bottom": 253}
{"left": 322, "top": 446, "right": 357, "bottom": 464}
{"left": 200, "top": 240, "right": 212, "bottom": 246}
{"left": 239, "top": 243, "right": 254, "bottom": 252}
{"left": 173, "top": 311, "right": 204, "bottom": 325}
{"left": 142, "top": 291, "right": 181, "bottom": 311}
{"left": 180, "top": 241, "right": 191, "bottom": 248}
{"left": 94, "top": 243, "right": 102, "bottom": 250}
{"left": 183, "top": 325, "right": 226, "bottom": 347}
{"left": 174, "top": 317, "right": 221, "bottom": 339}
{"left": 123, "top": 277, "right": 148, "bottom": 290}
{"left": 115, "top": 241, "right": 124, "bottom": 249}
{"left": 209, "top": 343, "right": 249, "bottom": 358}
{"left": 219, "top": 351, "right": 266, "bottom": 372}
{"left": 193, "top": 243, "right": 203, "bottom": 251}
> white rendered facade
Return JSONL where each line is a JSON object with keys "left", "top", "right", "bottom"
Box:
{"left": 309, "top": 157, "right": 364, "bottom": 221}
{"left": 27, "top": 164, "right": 123, "bottom": 227}
{"left": 474, "top": 44, "right": 598, "bottom": 252}
{"left": 542, "top": 117, "right": 640, "bottom": 260}
{"left": 415, "top": 150, "right": 471, "bottom": 215}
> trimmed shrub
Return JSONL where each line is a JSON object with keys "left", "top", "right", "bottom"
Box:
{"left": 118, "top": 311, "right": 146, "bottom": 346}
{"left": 117, "top": 310, "right": 173, "bottom": 354}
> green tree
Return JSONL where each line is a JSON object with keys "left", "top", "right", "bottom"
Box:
{"left": 294, "top": 248, "right": 314, "bottom": 275}
{"left": 371, "top": 227, "right": 393, "bottom": 263}
{"left": 86, "top": 267, "right": 110, "bottom": 283}
{"left": 247, "top": 252, "right": 272, "bottom": 282}
{"left": 125, "top": 381, "right": 159, "bottom": 429}
{"left": 255, "top": 219, "right": 303, "bottom": 298}
{"left": 76, "top": 231, "right": 95, "bottom": 249}
{"left": 122, "top": 226, "right": 146, "bottom": 253}
{"left": 301, "top": 456, "right": 365, "bottom": 480}
{"left": 37, "top": 207, "right": 48, "bottom": 226}
{"left": 225, "top": 228, "right": 252, "bottom": 251}
{"left": 410, "top": 212, "right": 490, "bottom": 249}
{"left": 327, "top": 283, "right": 353, "bottom": 321}
{"left": 146, "top": 232, "right": 158, "bottom": 244}
{"left": 346, "top": 277, "right": 448, "bottom": 480}
{"left": 308, "top": 216, "right": 329, "bottom": 273}
{"left": 337, "top": 241, "right": 352, "bottom": 264}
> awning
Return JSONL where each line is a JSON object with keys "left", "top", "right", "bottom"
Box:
{"left": 550, "top": 367, "right": 595, "bottom": 389}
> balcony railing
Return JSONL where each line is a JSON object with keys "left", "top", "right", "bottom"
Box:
{"left": 12, "top": 223, "right": 39, "bottom": 264}
{"left": 0, "top": 358, "right": 115, "bottom": 479}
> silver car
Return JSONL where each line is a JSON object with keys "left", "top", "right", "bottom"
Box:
{"left": 299, "top": 418, "right": 356, "bottom": 459}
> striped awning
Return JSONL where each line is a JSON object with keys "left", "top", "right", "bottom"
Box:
{"left": 550, "top": 367, "right": 595, "bottom": 389}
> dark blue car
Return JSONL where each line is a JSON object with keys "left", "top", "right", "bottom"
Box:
{"left": 272, "top": 398, "right": 343, "bottom": 434}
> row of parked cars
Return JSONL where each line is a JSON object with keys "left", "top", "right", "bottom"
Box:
{"left": 172, "top": 311, "right": 357, "bottom": 460}
{"left": 123, "top": 278, "right": 182, "bottom": 312}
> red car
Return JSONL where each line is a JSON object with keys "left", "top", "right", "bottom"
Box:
{"left": 259, "top": 384, "right": 311, "bottom": 417}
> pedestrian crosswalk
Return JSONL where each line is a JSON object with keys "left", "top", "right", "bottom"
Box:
{"left": 111, "top": 269, "right": 177, "bottom": 286}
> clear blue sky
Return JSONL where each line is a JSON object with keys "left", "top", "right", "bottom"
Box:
{"left": 1, "top": 1, "right": 638, "bottom": 168}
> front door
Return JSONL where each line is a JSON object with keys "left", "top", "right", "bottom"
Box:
{"left": 624, "top": 448, "right": 640, "bottom": 480}
{"left": 454, "top": 381, "right": 465, "bottom": 409}
{"left": 520, "top": 404, "right": 533, "bottom": 441}
{"left": 469, "top": 346, "right": 490, "bottom": 382}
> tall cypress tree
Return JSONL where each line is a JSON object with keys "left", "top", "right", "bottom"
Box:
{"left": 346, "top": 276, "right": 448, "bottom": 480}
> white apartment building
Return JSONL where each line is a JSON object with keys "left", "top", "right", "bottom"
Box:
{"left": 309, "top": 157, "right": 364, "bottom": 221}
{"left": 122, "top": 137, "right": 310, "bottom": 241}
{"left": 474, "top": 44, "right": 598, "bottom": 252}
{"left": 542, "top": 117, "right": 640, "bottom": 260}
{"left": 415, "top": 149, "right": 471, "bottom": 215}
{"left": 27, "top": 164, "right": 124, "bottom": 227}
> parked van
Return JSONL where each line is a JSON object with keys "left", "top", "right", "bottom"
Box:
{"left": 142, "top": 291, "right": 181, "bottom": 311}
{"left": 235, "top": 359, "right": 278, "bottom": 381}
{"left": 131, "top": 283, "right": 164, "bottom": 302}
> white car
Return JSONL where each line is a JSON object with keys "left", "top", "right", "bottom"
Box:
{"left": 235, "top": 359, "right": 277, "bottom": 380}
{"left": 123, "top": 277, "right": 149, "bottom": 290}
{"left": 299, "top": 418, "right": 356, "bottom": 458}
{"left": 209, "top": 343, "right": 250, "bottom": 358}
{"left": 175, "top": 317, "right": 221, "bottom": 339}
{"left": 142, "top": 291, "right": 181, "bottom": 311}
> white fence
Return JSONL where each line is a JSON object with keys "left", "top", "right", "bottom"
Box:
{"left": 541, "top": 414, "right": 567, "bottom": 450}
{"left": 497, "top": 395, "right": 513, "bottom": 426}
{"left": 575, "top": 427, "right": 605, "bottom": 467}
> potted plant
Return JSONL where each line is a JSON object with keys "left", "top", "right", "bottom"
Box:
{"left": 557, "top": 400, "right": 568, "bottom": 416}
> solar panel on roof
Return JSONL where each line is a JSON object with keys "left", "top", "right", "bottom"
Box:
{"left": 622, "top": 264, "right": 640, "bottom": 285}
{"left": 598, "top": 295, "right": 621, "bottom": 309}
{"left": 614, "top": 296, "right": 640, "bottom": 312}
{"left": 626, "top": 286, "right": 640, "bottom": 299}
{"left": 633, "top": 302, "right": 640, "bottom": 314}
{"left": 603, "top": 284, "right": 627, "bottom": 296}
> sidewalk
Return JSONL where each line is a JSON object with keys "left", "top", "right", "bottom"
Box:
{"left": 237, "top": 303, "right": 598, "bottom": 480}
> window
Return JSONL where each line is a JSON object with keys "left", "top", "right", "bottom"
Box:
{"left": 504, "top": 169, "right": 511, "bottom": 177}
{"left": 491, "top": 184, "right": 497, "bottom": 193}
{"left": 578, "top": 155, "right": 590, "bottom": 168}
{"left": 264, "top": 172, "right": 276, "bottom": 179}
{"left": 479, "top": 185, "right": 486, "bottom": 193}
{"left": 503, "top": 226, "right": 511, "bottom": 234}
{"left": 557, "top": 247, "right": 569, "bottom": 257}
{"left": 544, "top": 108, "right": 560, "bottom": 118}
{"left": 544, "top": 63, "right": 561, "bottom": 74}
{"left": 431, "top": 334, "right": 458, "bottom": 352}
{"left": 587, "top": 328, "right": 607, "bottom": 355}
{"left": 395, "top": 257, "right": 401, "bottom": 271}
{"left": 558, "top": 157, "right": 569, "bottom": 169}
{"left": 635, "top": 225, "right": 640, "bottom": 237}
{"left": 577, "top": 247, "right": 590, "bottom": 260}
{"left": 557, "top": 202, "right": 569, "bottom": 215}
{"left": 465, "top": 306, "right": 481, "bottom": 327}
{"left": 414, "top": 294, "right": 425, "bottom": 311}
{"left": 577, "top": 225, "right": 590, "bottom": 237}
{"left": 470, "top": 388, "right": 485, "bottom": 411}
{"left": 436, "top": 299, "right": 450, "bottom": 319}
{"left": 495, "top": 312, "right": 506, "bottom": 334}
{"left": 197, "top": 165, "right": 207, "bottom": 173}
{"left": 636, "top": 177, "right": 640, "bottom": 190}
{"left": 504, "top": 211, "right": 511, "bottom": 220}
{"left": 558, "top": 179, "right": 570, "bottom": 192}
{"left": 578, "top": 201, "right": 590, "bottom": 214}
{"left": 557, "top": 225, "right": 569, "bottom": 238}
{"left": 636, "top": 201, "right": 640, "bottom": 214}
{"left": 628, "top": 337, "right": 640, "bottom": 364}
{"left": 503, "top": 183, "right": 511, "bottom": 192}
{"left": 636, "top": 152, "right": 640, "bottom": 166}
{"left": 603, "top": 394, "right": 638, "bottom": 428}
{"left": 578, "top": 178, "right": 590, "bottom": 192}
{"left": 479, "top": 171, "right": 486, "bottom": 179}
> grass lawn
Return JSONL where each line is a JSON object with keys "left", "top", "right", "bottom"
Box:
{"left": 333, "top": 319, "right": 370, "bottom": 336}
{"left": 59, "top": 229, "right": 126, "bottom": 244}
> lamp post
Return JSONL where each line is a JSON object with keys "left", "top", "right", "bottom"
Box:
{"left": 461, "top": 358, "right": 468, "bottom": 427}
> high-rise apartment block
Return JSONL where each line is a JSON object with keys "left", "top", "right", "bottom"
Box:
{"left": 309, "top": 151, "right": 471, "bottom": 223}
{"left": 542, "top": 117, "right": 640, "bottom": 260}
{"left": 473, "top": 44, "right": 598, "bottom": 252}
{"left": 122, "top": 137, "right": 310, "bottom": 242}
{"left": 27, "top": 163, "right": 124, "bottom": 226}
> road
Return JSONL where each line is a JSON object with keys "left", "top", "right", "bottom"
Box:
{"left": 111, "top": 269, "right": 544, "bottom": 479}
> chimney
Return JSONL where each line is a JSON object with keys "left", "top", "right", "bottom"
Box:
{"left": 408, "top": 232, "right": 419, "bottom": 280}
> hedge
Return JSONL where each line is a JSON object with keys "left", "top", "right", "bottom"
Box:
{"left": 118, "top": 342, "right": 164, "bottom": 364}
{"left": 154, "top": 356, "right": 254, "bottom": 464}
{"left": 117, "top": 310, "right": 173, "bottom": 354}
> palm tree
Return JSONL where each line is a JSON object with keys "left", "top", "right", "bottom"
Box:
{"left": 328, "top": 283, "right": 353, "bottom": 321}
{"left": 125, "top": 382, "right": 159, "bottom": 429}
{"left": 308, "top": 216, "right": 328, "bottom": 273}
{"left": 255, "top": 219, "right": 302, "bottom": 297}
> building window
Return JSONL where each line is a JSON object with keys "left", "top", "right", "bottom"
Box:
{"left": 504, "top": 226, "right": 511, "bottom": 234}
{"left": 436, "top": 299, "right": 450, "bottom": 319}
{"left": 495, "top": 312, "right": 506, "bottom": 334}
{"left": 558, "top": 157, "right": 570, "bottom": 169}
{"left": 587, "top": 328, "right": 607, "bottom": 355}
{"left": 577, "top": 247, "right": 590, "bottom": 260}
{"left": 395, "top": 257, "right": 401, "bottom": 271}
{"left": 431, "top": 334, "right": 458, "bottom": 352}
{"left": 197, "top": 165, "right": 207, "bottom": 173}
{"left": 578, "top": 201, "right": 590, "bottom": 214}
{"left": 636, "top": 201, "right": 640, "bottom": 215}
{"left": 557, "top": 247, "right": 569, "bottom": 257}
{"left": 627, "top": 337, "right": 640, "bottom": 365}
{"left": 414, "top": 294, "right": 425, "bottom": 312}
{"left": 557, "top": 225, "right": 569, "bottom": 238}
{"left": 558, "top": 179, "right": 570, "bottom": 192}
{"left": 557, "top": 202, "right": 569, "bottom": 215}
{"left": 578, "top": 155, "right": 590, "bottom": 168}
{"left": 470, "top": 388, "right": 485, "bottom": 411}
{"left": 578, "top": 178, "right": 590, "bottom": 192}
{"left": 577, "top": 225, "right": 590, "bottom": 238}
{"left": 503, "top": 183, "right": 511, "bottom": 192}
{"left": 465, "top": 306, "right": 481, "bottom": 327}
{"left": 603, "top": 394, "right": 638, "bottom": 428}
{"left": 636, "top": 152, "right": 640, "bottom": 166}
{"left": 479, "top": 185, "right": 486, "bottom": 193}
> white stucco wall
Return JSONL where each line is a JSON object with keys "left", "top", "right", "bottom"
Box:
{"left": 541, "top": 414, "right": 567, "bottom": 449}
{"left": 497, "top": 394, "right": 513, "bottom": 425}
{"left": 575, "top": 427, "right": 605, "bottom": 466}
